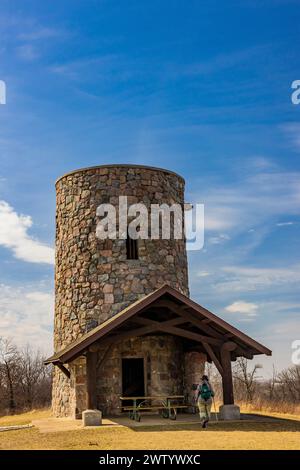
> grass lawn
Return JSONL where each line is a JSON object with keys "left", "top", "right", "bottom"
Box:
{"left": 1, "top": 409, "right": 300, "bottom": 450}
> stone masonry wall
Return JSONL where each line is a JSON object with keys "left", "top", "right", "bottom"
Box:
{"left": 96, "top": 335, "right": 184, "bottom": 416}
{"left": 184, "top": 351, "right": 206, "bottom": 411}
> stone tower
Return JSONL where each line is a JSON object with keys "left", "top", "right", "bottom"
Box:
{"left": 52, "top": 164, "right": 202, "bottom": 417}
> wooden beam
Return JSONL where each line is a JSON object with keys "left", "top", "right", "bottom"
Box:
{"left": 221, "top": 340, "right": 253, "bottom": 359}
{"left": 56, "top": 362, "right": 70, "bottom": 379}
{"left": 134, "top": 318, "right": 223, "bottom": 346}
{"left": 222, "top": 341, "right": 237, "bottom": 352}
{"left": 220, "top": 343, "right": 235, "bottom": 405}
{"left": 163, "top": 326, "right": 222, "bottom": 346}
{"left": 224, "top": 333, "right": 234, "bottom": 339}
{"left": 235, "top": 345, "right": 254, "bottom": 360}
{"left": 202, "top": 342, "right": 223, "bottom": 375}
{"left": 134, "top": 316, "right": 184, "bottom": 328}
{"left": 85, "top": 319, "right": 185, "bottom": 351}
{"left": 152, "top": 299, "right": 224, "bottom": 339}
{"left": 86, "top": 351, "right": 97, "bottom": 409}
{"left": 86, "top": 324, "right": 158, "bottom": 350}
{"left": 175, "top": 308, "right": 224, "bottom": 339}
{"left": 99, "top": 325, "right": 157, "bottom": 347}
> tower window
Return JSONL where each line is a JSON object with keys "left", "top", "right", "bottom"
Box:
{"left": 126, "top": 234, "right": 139, "bottom": 259}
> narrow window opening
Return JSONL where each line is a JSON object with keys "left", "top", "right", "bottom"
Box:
{"left": 126, "top": 231, "right": 139, "bottom": 259}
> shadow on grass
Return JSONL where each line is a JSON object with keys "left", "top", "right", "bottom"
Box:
{"left": 113, "top": 413, "right": 300, "bottom": 433}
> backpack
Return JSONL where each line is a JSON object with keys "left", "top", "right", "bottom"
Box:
{"left": 200, "top": 382, "right": 212, "bottom": 401}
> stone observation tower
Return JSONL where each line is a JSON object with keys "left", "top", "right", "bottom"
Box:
{"left": 53, "top": 164, "right": 197, "bottom": 416}
{"left": 48, "top": 164, "right": 271, "bottom": 420}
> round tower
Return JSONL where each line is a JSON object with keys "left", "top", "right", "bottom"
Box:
{"left": 54, "top": 164, "right": 189, "bottom": 350}
{"left": 52, "top": 164, "right": 197, "bottom": 417}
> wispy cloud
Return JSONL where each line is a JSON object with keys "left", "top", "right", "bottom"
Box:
{"left": 225, "top": 300, "right": 258, "bottom": 318}
{"left": 276, "top": 221, "right": 295, "bottom": 226}
{"left": 49, "top": 55, "right": 121, "bottom": 81}
{"left": 0, "top": 14, "right": 67, "bottom": 62}
{"left": 18, "top": 27, "right": 64, "bottom": 41}
{"left": 0, "top": 201, "right": 54, "bottom": 264}
{"left": 216, "top": 265, "right": 300, "bottom": 293}
{"left": 197, "top": 271, "right": 211, "bottom": 277}
{"left": 191, "top": 166, "right": 300, "bottom": 237}
{"left": 0, "top": 284, "right": 53, "bottom": 352}
{"left": 208, "top": 234, "right": 231, "bottom": 245}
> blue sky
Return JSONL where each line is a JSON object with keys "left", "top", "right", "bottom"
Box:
{"left": 0, "top": 0, "right": 300, "bottom": 376}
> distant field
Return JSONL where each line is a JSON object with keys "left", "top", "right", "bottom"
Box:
{"left": 1, "top": 409, "right": 300, "bottom": 450}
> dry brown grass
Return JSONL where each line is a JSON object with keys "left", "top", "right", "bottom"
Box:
{"left": 240, "top": 401, "right": 300, "bottom": 417}
{"left": 0, "top": 409, "right": 51, "bottom": 427}
{"left": 0, "top": 408, "right": 300, "bottom": 450}
{"left": 0, "top": 421, "right": 300, "bottom": 450}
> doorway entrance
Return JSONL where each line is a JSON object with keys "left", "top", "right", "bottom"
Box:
{"left": 122, "top": 358, "right": 145, "bottom": 406}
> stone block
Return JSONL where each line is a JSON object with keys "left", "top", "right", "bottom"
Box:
{"left": 82, "top": 409, "right": 102, "bottom": 426}
{"left": 219, "top": 404, "right": 240, "bottom": 420}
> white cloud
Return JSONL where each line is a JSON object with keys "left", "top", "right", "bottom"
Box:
{"left": 203, "top": 207, "right": 239, "bottom": 231}
{"left": 193, "top": 264, "right": 300, "bottom": 296}
{"left": 0, "top": 284, "right": 53, "bottom": 353}
{"left": 219, "top": 265, "right": 300, "bottom": 292}
{"left": 257, "top": 317, "right": 300, "bottom": 375}
{"left": 225, "top": 300, "right": 258, "bottom": 316}
{"left": 197, "top": 271, "right": 211, "bottom": 277}
{"left": 208, "top": 233, "right": 230, "bottom": 245}
{"left": 0, "top": 200, "right": 54, "bottom": 264}
{"left": 26, "top": 292, "right": 54, "bottom": 303}
{"left": 276, "top": 221, "right": 295, "bottom": 226}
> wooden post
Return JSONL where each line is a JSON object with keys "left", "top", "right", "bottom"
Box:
{"left": 221, "top": 342, "right": 236, "bottom": 405}
{"left": 86, "top": 351, "right": 97, "bottom": 410}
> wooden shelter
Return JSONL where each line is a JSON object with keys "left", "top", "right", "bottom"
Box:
{"left": 46, "top": 285, "right": 271, "bottom": 412}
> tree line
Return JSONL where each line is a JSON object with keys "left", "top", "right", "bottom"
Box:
{"left": 0, "top": 337, "right": 51, "bottom": 415}
{"left": 208, "top": 357, "right": 300, "bottom": 414}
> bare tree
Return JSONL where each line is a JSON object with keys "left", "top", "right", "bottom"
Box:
{"left": 0, "top": 337, "right": 20, "bottom": 413}
{"left": 266, "top": 365, "right": 278, "bottom": 401}
{"left": 19, "top": 345, "right": 47, "bottom": 409}
{"left": 0, "top": 338, "right": 52, "bottom": 415}
{"left": 233, "top": 357, "right": 262, "bottom": 403}
{"left": 278, "top": 365, "right": 300, "bottom": 403}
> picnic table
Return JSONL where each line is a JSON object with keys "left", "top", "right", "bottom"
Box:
{"left": 119, "top": 395, "right": 186, "bottom": 422}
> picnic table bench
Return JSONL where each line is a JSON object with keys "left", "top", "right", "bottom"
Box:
{"left": 119, "top": 395, "right": 188, "bottom": 421}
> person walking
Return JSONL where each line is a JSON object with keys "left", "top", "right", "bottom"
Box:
{"left": 196, "top": 375, "right": 215, "bottom": 428}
